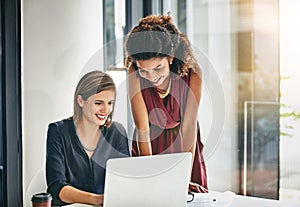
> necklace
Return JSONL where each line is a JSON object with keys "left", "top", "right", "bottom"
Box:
{"left": 157, "top": 79, "right": 172, "bottom": 99}
{"left": 74, "top": 123, "right": 97, "bottom": 152}
{"left": 80, "top": 143, "right": 97, "bottom": 152}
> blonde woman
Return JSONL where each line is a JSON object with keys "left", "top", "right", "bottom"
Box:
{"left": 46, "top": 71, "right": 130, "bottom": 206}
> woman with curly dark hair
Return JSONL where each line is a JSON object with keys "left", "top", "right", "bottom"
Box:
{"left": 125, "top": 14, "right": 208, "bottom": 193}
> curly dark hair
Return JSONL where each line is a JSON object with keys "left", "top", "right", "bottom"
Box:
{"left": 124, "top": 14, "right": 199, "bottom": 77}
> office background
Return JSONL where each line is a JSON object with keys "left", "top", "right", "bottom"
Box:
{"left": 1, "top": 0, "right": 300, "bottom": 206}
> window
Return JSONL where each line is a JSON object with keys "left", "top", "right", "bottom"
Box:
{"left": 279, "top": 0, "right": 300, "bottom": 201}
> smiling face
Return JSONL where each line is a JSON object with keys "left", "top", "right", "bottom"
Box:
{"left": 78, "top": 89, "right": 115, "bottom": 126}
{"left": 136, "top": 57, "right": 171, "bottom": 89}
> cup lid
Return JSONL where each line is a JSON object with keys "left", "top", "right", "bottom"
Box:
{"left": 31, "top": 192, "right": 52, "bottom": 202}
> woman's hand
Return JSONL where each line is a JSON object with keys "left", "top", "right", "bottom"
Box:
{"left": 189, "top": 182, "right": 208, "bottom": 193}
{"left": 90, "top": 193, "right": 104, "bottom": 206}
{"left": 59, "top": 186, "right": 104, "bottom": 205}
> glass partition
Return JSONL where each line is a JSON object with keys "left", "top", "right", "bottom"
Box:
{"left": 184, "top": 0, "right": 281, "bottom": 199}
{"left": 243, "top": 101, "right": 280, "bottom": 199}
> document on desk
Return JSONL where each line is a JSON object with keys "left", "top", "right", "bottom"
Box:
{"left": 187, "top": 191, "right": 235, "bottom": 207}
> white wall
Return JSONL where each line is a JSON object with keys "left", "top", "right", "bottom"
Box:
{"left": 22, "top": 0, "right": 103, "bottom": 203}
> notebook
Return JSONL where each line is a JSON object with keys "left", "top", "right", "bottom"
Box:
{"left": 103, "top": 152, "right": 192, "bottom": 207}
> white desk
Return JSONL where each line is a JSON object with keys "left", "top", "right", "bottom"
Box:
{"left": 69, "top": 191, "right": 300, "bottom": 207}
{"left": 188, "top": 191, "right": 300, "bottom": 207}
{"left": 231, "top": 195, "right": 300, "bottom": 207}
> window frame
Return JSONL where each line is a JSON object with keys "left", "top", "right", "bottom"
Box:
{"left": 0, "top": 0, "right": 22, "bottom": 206}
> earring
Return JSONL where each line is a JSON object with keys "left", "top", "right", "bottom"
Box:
{"left": 170, "top": 61, "right": 172, "bottom": 65}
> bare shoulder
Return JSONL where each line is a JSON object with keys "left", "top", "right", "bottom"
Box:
{"left": 190, "top": 64, "right": 202, "bottom": 79}
{"left": 128, "top": 65, "right": 137, "bottom": 74}
{"left": 189, "top": 67, "right": 202, "bottom": 86}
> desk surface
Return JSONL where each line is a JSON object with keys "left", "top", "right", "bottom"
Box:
{"left": 69, "top": 191, "right": 300, "bottom": 207}
{"left": 188, "top": 191, "right": 300, "bottom": 207}
{"left": 230, "top": 195, "right": 300, "bottom": 207}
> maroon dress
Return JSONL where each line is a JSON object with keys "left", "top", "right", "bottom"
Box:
{"left": 132, "top": 72, "right": 208, "bottom": 189}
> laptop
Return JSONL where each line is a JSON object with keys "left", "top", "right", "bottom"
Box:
{"left": 103, "top": 152, "right": 192, "bottom": 207}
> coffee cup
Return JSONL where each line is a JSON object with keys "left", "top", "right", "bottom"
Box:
{"left": 31, "top": 192, "right": 52, "bottom": 207}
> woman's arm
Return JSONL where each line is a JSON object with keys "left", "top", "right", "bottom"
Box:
{"left": 182, "top": 68, "right": 202, "bottom": 155}
{"left": 182, "top": 68, "right": 208, "bottom": 192}
{"left": 128, "top": 66, "right": 152, "bottom": 155}
{"left": 59, "top": 186, "right": 103, "bottom": 205}
{"left": 46, "top": 123, "right": 70, "bottom": 205}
